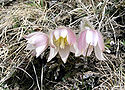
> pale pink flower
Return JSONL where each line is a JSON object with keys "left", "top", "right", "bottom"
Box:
{"left": 24, "top": 32, "right": 48, "bottom": 57}
{"left": 48, "top": 27, "right": 77, "bottom": 63}
{"left": 78, "top": 27, "right": 105, "bottom": 60}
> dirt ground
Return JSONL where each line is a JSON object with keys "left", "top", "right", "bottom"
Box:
{"left": 0, "top": 0, "right": 125, "bottom": 90}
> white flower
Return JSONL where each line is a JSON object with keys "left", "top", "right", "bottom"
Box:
{"left": 24, "top": 32, "right": 48, "bottom": 57}
{"left": 48, "top": 27, "right": 77, "bottom": 63}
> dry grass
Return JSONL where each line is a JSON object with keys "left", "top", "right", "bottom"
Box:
{"left": 0, "top": 0, "right": 125, "bottom": 89}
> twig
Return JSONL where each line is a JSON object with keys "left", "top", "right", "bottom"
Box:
{"left": 32, "top": 62, "right": 40, "bottom": 90}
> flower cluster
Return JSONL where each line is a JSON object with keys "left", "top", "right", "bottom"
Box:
{"left": 24, "top": 24, "right": 105, "bottom": 63}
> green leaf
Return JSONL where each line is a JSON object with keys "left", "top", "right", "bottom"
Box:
{"left": 106, "top": 45, "right": 111, "bottom": 48}
{"left": 121, "top": 40, "right": 125, "bottom": 46}
{"left": 41, "top": 0, "right": 43, "bottom": 7}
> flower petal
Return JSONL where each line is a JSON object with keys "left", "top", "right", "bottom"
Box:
{"left": 78, "top": 30, "right": 87, "bottom": 56}
{"left": 70, "top": 45, "right": 75, "bottom": 53}
{"left": 67, "top": 28, "right": 76, "bottom": 45}
{"left": 70, "top": 42, "right": 77, "bottom": 53}
{"left": 86, "top": 30, "right": 98, "bottom": 46}
{"left": 94, "top": 44, "right": 105, "bottom": 60}
{"left": 35, "top": 44, "right": 47, "bottom": 57}
{"left": 97, "top": 31, "right": 105, "bottom": 51}
{"left": 59, "top": 46, "right": 70, "bottom": 63}
{"left": 25, "top": 44, "right": 35, "bottom": 50}
{"left": 24, "top": 32, "right": 44, "bottom": 39}
{"left": 60, "top": 29, "right": 68, "bottom": 38}
{"left": 50, "top": 31, "right": 56, "bottom": 48}
{"left": 86, "top": 45, "right": 93, "bottom": 56}
{"left": 47, "top": 47, "right": 58, "bottom": 62}
{"left": 54, "top": 30, "right": 60, "bottom": 40}
{"left": 27, "top": 34, "right": 48, "bottom": 47}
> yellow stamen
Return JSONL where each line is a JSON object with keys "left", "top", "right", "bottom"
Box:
{"left": 54, "top": 37, "right": 68, "bottom": 49}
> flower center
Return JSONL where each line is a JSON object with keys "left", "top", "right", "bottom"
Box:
{"left": 54, "top": 37, "right": 68, "bottom": 49}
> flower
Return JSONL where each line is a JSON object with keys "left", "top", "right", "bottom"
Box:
{"left": 77, "top": 27, "right": 105, "bottom": 60}
{"left": 24, "top": 32, "right": 48, "bottom": 57}
{"left": 48, "top": 27, "right": 77, "bottom": 63}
